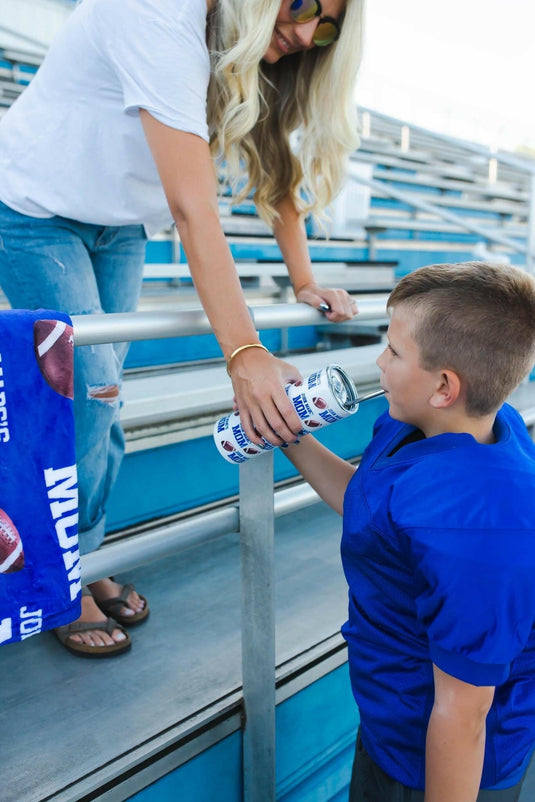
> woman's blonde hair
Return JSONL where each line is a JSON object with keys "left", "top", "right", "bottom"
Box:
{"left": 207, "top": 0, "right": 364, "bottom": 227}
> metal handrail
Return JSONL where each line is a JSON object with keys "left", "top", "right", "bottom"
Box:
{"left": 82, "top": 505, "right": 240, "bottom": 585}
{"left": 71, "top": 298, "right": 389, "bottom": 346}
{"left": 82, "top": 478, "right": 322, "bottom": 585}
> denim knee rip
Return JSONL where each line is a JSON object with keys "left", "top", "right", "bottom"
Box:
{"left": 86, "top": 384, "right": 120, "bottom": 404}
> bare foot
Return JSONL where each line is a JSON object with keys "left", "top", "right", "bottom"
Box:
{"left": 88, "top": 578, "right": 146, "bottom": 620}
{"left": 66, "top": 592, "right": 127, "bottom": 648}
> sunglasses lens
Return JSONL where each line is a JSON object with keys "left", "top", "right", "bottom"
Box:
{"left": 313, "top": 19, "right": 338, "bottom": 45}
{"left": 290, "top": 0, "right": 321, "bottom": 23}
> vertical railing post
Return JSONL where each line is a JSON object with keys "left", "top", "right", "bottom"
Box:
{"left": 240, "top": 452, "right": 276, "bottom": 802}
{"left": 527, "top": 172, "right": 535, "bottom": 275}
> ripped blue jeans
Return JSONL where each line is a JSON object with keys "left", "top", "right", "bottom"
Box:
{"left": 0, "top": 200, "right": 147, "bottom": 554}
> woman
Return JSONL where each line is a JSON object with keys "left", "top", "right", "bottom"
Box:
{"left": 0, "top": 0, "right": 365, "bottom": 655}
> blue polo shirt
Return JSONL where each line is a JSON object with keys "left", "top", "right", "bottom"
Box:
{"left": 341, "top": 404, "right": 535, "bottom": 790}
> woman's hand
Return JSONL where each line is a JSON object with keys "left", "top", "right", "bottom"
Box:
{"left": 295, "top": 282, "right": 358, "bottom": 321}
{"left": 228, "top": 347, "right": 303, "bottom": 446}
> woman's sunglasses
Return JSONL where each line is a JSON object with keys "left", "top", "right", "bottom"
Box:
{"left": 289, "top": 0, "right": 341, "bottom": 47}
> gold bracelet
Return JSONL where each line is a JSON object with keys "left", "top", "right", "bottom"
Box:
{"left": 226, "top": 343, "right": 269, "bottom": 377}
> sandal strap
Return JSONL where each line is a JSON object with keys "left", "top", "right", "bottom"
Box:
{"left": 116, "top": 583, "right": 134, "bottom": 604}
{"left": 57, "top": 618, "right": 121, "bottom": 637}
{"left": 97, "top": 583, "right": 135, "bottom": 616}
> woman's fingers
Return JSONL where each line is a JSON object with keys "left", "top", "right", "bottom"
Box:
{"left": 242, "top": 404, "right": 298, "bottom": 447}
{"left": 321, "top": 289, "right": 358, "bottom": 321}
{"left": 229, "top": 350, "right": 303, "bottom": 445}
{"left": 296, "top": 283, "right": 358, "bottom": 321}
{"left": 239, "top": 387, "right": 303, "bottom": 445}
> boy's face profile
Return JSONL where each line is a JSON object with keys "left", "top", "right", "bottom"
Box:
{"left": 376, "top": 305, "right": 440, "bottom": 431}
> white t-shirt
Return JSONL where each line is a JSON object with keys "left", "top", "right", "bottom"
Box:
{"left": 0, "top": 0, "right": 210, "bottom": 236}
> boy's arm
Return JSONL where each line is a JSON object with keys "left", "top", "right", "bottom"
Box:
{"left": 425, "top": 664, "right": 495, "bottom": 802}
{"left": 283, "top": 436, "right": 357, "bottom": 516}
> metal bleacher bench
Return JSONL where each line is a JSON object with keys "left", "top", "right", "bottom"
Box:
{"left": 365, "top": 168, "right": 530, "bottom": 204}
{"left": 143, "top": 260, "right": 397, "bottom": 294}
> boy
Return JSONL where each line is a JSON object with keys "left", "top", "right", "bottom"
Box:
{"left": 284, "top": 261, "right": 535, "bottom": 801}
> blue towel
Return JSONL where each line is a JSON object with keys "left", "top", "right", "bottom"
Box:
{"left": 0, "top": 309, "right": 81, "bottom": 645}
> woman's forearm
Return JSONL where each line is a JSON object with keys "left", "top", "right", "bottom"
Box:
{"left": 272, "top": 195, "right": 357, "bottom": 321}
{"left": 176, "top": 205, "right": 259, "bottom": 359}
{"left": 140, "top": 111, "right": 261, "bottom": 359}
{"left": 139, "top": 114, "right": 305, "bottom": 443}
{"left": 272, "top": 194, "right": 316, "bottom": 294}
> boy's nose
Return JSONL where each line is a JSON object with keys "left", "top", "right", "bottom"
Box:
{"left": 292, "top": 18, "right": 319, "bottom": 49}
{"left": 376, "top": 350, "right": 386, "bottom": 370}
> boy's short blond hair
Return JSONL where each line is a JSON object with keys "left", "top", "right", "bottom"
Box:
{"left": 388, "top": 261, "right": 535, "bottom": 416}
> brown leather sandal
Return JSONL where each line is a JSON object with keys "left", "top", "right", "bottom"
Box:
{"left": 55, "top": 617, "right": 131, "bottom": 658}
{"left": 94, "top": 582, "right": 149, "bottom": 627}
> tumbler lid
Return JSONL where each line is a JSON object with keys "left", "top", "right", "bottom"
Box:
{"left": 327, "top": 365, "right": 359, "bottom": 412}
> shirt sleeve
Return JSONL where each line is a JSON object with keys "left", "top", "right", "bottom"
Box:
{"left": 96, "top": 0, "right": 210, "bottom": 139}
{"left": 391, "top": 462, "right": 535, "bottom": 686}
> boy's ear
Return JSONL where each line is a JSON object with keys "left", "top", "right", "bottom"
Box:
{"left": 429, "top": 369, "right": 461, "bottom": 409}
